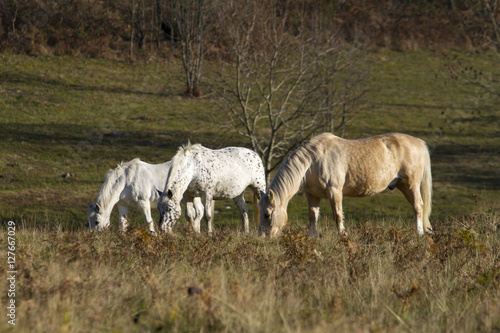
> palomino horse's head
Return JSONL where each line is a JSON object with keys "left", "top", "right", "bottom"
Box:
{"left": 258, "top": 189, "right": 287, "bottom": 237}
{"left": 87, "top": 203, "right": 110, "bottom": 231}
{"left": 157, "top": 189, "right": 182, "bottom": 233}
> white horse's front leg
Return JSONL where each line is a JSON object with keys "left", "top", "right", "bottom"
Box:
{"left": 137, "top": 199, "right": 156, "bottom": 235}
{"left": 306, "top": 192, "right": 321, "bottom": 237}
{"left": 233, "top": 194, "right": 250, "bottom": 233}
{"left": 118, "top": 204, "right": 129, "bottom": 232}
{"left": 203, "top": 195, "right": 214, "bottom": 235}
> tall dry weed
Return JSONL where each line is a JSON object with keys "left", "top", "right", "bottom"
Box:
{"left": 0, "top": 210, "right": 498, "bottom": 332}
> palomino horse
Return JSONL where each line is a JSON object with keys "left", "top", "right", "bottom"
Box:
{"left": 259, "top": 133, "right": 432, "bottom": 237}
{"left": 88, "top": 158, "right": 204, "bottom": 233}
{"left": 157, "top": 143, "right": 266, "bottom": 234}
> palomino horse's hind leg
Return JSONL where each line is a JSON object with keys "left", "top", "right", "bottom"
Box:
{"left": 137, "top": 199, "right": 156, "bottom": 234}
{"left": 118, "top": 204, "right": 129, "bottom": 232}
{"left": 327, "top": 189, "right": 347, "bottom": 237}
{"left": 396, "top": 182, "right": 424, "bottom": 235}
{"left": 233, "top": 194, "right": 250, "bottom": 233}
{"left": 305, "top": 192, "right": 321, "bottom": 237}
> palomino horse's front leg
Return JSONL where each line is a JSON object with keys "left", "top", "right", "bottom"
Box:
{"left": 305, "top": 192, "right": 321, "bottom": 237}
{"left": 233, "top": 194, "right": 250, "bottom": 233}
{"left": 137, "top": 199, "right": 157, "bottom": 234}
{"left": 117, "top": 204, "right": 129, "bottom": 232}
{"left": 328, "top": 189, "right": 347, "bottom": 237}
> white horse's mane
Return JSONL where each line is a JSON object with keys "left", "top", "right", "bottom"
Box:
{"left": 97, "top": 158, "right": 141, "bottom": 205}
{"left": 268, "top": 139, "right": 319, "bottom": 203}
{"left": 166, "top": 142, "right": 205, "bottom": 190}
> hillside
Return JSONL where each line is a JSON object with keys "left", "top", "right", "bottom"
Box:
{"left": 0, "top": 50, "right": 498, "bottom": 230}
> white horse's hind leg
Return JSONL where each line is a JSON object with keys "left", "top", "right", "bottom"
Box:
{"left": 233, "top": 194, "right": 250, "bottom": 233}
{"left": 118, "top": 204, "right": 129, "bottom": 232}
{"left": 185, "top": 201, "right": 199, "bottom": 233}
{"left": 186, "top": 198, "right": 203, "bottom": 233}
{"left": 306, "top": 192, "right": 321, "bottom": 237}
{"left": 137, "top": 199, "right": 156, "bottom": 234}
{"left": 397, "top": 182, "right": 424, "bottom": 235}
{"left": 193, "top": 198, "right": 204, "bottom": 233}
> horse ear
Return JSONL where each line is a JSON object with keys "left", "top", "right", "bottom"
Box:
{"left": 88, "top": 202, "right": 93, "bottom": 208}
{"left": 259, "top": 191, "right": 265, "bottom": 200}
{"left": 156, "top": 189, "right": 163, "bottom": 197}
{"left": 95, "top": 204, "right": 101, "bottom": 213}
{"left": 167, "top": 189, "right": 173, "bottom": 199}
{"left": 268, "top": 189, "right": 276, "bottom": 207}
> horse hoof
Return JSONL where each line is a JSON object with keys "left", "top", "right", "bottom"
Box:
{"left": 339, "top": 231, "right": 349, "bottom": 241}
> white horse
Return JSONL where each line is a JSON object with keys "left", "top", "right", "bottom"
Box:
{"left": 157, "top": 143, "right": 266, "bottom": 234}
{"left": 259, "top": 133, "right": 432, "bottom": 237}
{"left": 88, "top": 158, "right": 204, "bottom": 233}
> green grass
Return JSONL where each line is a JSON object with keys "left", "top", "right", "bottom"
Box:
{"left": 2, "top": 50, "right": 498, "bottom": 229}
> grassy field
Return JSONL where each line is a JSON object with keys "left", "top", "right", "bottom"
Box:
{"left": 1, "top": 217, "right": 500, "bottom": 332}
{"left": 0, "top": 50, "right": 499, "bottom": 332}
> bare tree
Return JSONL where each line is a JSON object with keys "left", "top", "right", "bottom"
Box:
{"left": 114, "top": 0, "right": 151, "bottom": 59}
{"left": 167, "top": 0, "right": 212, "bottom": 97}
{"left": 210, "top": 0, "right": 367, "bottom": 181}
{"left": 481, "top": 0, "right": 500, "bottom": 50}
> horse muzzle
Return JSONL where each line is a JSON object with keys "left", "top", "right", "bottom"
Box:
{"left": 159, "top": 215, "right": 175, "bottom": 234}
{"left": 94, "top": 223, "right": 110, "bottom": 232}
{"left": 269, "top": 226, "right": 283, "bottom": 238}
{"left": 258, "top": 224, "right": 279, "bottom": 238}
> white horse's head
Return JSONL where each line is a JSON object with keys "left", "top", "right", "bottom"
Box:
{"left": 258, "top": 189, "right": 287, "bottom": 238}
{"left": 87, "top": 203, "right": 110, "bottom": 231}
{"left": 157, "top": 189, "right": 182, "bottom": 233}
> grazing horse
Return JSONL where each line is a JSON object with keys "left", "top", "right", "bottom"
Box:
{"left": 88, "top": 158, "right": 204, "bottom": 233}
{"left": 157, "top": 143, "right": 266, "bottom": 234}
{"left": 258, "top": 133, "right": 432, "bottom": 238}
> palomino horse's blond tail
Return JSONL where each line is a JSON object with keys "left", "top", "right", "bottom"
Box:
{"left": 421, "top": 149, "right": 433, "bottom": 233}
{"left": 254, "top": 192, "right": 260, "bottom": 230}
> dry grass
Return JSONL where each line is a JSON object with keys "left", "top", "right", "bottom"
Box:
{"left": 1, "top": 211, "right": 498, "bottom": 332}
{"left": 0, "top": 51, "right": 498, "bottom": 332}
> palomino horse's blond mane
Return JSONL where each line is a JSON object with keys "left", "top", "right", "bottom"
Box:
{"left": 268, "top": 141, "right": 317, "bottom": 204}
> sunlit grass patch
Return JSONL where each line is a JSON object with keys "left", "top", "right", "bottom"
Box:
{"left": 1, "top": 209, "right": 498, "bottom": 332}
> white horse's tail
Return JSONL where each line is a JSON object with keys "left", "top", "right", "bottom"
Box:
{"left": 421, "top": 149, "right": 433, "bottom": 233}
